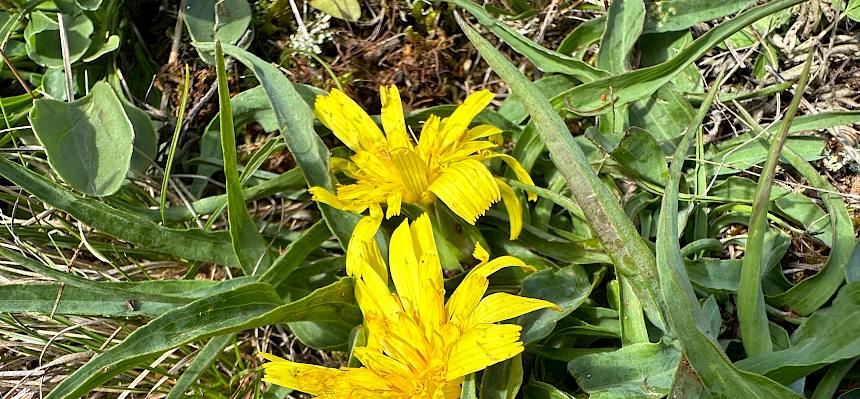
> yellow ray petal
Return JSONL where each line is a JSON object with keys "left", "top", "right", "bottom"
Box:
{"left": 409, "top": 214, "right": 446, "bottom": 332}
{"left": 388, "top": 219, "right": 422, "bottom": 316}
{"left": 380, "top": 85, "right": 411, "bottom": 150}
{"left": 483, "top": 153, "right": 537, "bottom": 201}
{"left": 428, "top": 159, "right": 500, "bottom": 225}
{"left": 355, "top": 270, "right": 401, "bottom": 324}
{"left": 391, "top": 148, "right": 430, "bottom": 203}
{"left": 439, "top": 90, "right": 495, "bottom": 148}
{"left": 262, "top": 353, "right": 388, "bottom": 397}
{"left": 473, "top": 292, "right": 561, "bottom": 325}
{"left": 445, "top": 324, "right": 523, "bottom": 380}
{"left": 352, "top": 347, "right": 413, "bottom": 387}
{"left": 465, "top": 124, "right": 502, "bottom": 141}
{"left": 418, "top": 114, "right": 443, "bottom": 160}
{"left": 496, "top": 178, "right": 523, "bottom": 240}
{"left": 386, "top": 192, "right": 403, "bottom": 219}
{"left": 345, "top": 209, "right": 386, "bottom": 279}
{"left": 315, "top": 89, "right": 385, "bottom": 153}
{"left": 445, "top": 254, "right": 535, "bottom": 325}
{"left": 308, "top": 186, "right": 355, "bottom": 211}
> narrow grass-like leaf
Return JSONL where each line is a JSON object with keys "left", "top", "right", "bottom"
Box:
{"left": 0, "top": 278, "right": 255, "bottom": 317}
{"left": 203, "top": 42, "right": 358, "bottom": 248}
{"left": 739, "top": 50, "right": 813, "bottom": 356}
{"left": 0, "top": 156, "right": 239, "bottom": 266}
{"left": 160, "top": 65, "right": 190, "bottom": 224}
{"left": 145, "top": 168, "right": 304, "bottom": 222}
{"left": 655, "top": 68, "right": 799, "bottom": 398}
{"left": 557, "top": 15, "right": 605, "bottom": 57}
{"left": 456, "top": 13, "right": 666, "bottom": 330}
{"left": 810, "top": 359, "right": 858, "bottom": 399}
{"left": 0, "top": 284, "right": 176, "bottom": 317}
{"left": 257, "top": 220, "right": 330, "bottom": 289}
{"left": 737, "top": 282, "right": 860, "bottom": 384}
{"left": 214, "top": 41, "right": 273, "bottom": 276}
{"left": 560, "top": 0, "right": 804, "bottom": 115}
{"left": 45, "top": 279, "right": 359, "bottom": 399}
{"left": 642, "top": 0, "right": 756, "bottom": 32}
{"left": 165, "top": 334, "right": 234, "bottom": 399}
{"left": 447, "top": 0, "right": 607, "bottom": 82}
{"left": 733, "top": 101, "right": 855, "bottom": 315}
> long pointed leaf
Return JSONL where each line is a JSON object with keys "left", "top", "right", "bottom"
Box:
{"left": 454, "top": 13, "right": 666, "bottom": 331}
{"left": 214, "top": 41, "right": 273, "bottom": 275}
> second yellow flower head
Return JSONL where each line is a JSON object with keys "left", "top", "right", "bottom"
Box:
{"left": 309, "top": 86, "right": 536, "bottom": 240}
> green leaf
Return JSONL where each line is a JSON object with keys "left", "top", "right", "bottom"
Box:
{"left": 737, "top": 282, "right": 860, "bottom": 384}
{"left": 517, "top": 266, "right": 598, "bottom": 343}
{"left": 638, "top": 31, "right": 703, "bottom": 92}
{"left": 560, "top": 0, "right": 804, "bottom": 115}
{"left": 45, "top": 279, "right": 360, "bottom": 399}
{"left": 557, "top": 15, "right": 604, "bottom": 58}
{"left": 309, "top": 0, "right": 361, "bottom": 21}
{"left": 738, "top": 51, "right": 813, "bottom": 357}
{"left": 643, "top": 0, "right": 756, "bottom": 32}
{"left": 456, "top": 13, "right": 666, "bottom": 331}
{"left": 848, "top": 0, "right": 860, "bottom": 21}
{"left": 0, "top": 278, "right": 254, "bottom": 317}
{"left": 568, "top": 341, "right": 681, "bottom": 399}
{"left": 184, "top": 0, "right": 251, "bottom": 62}
{"left": 597, "top": 0, "right": 644, "bottom": 73}
{"left": 521, "top": 382, "right": 575, "bottom": 399}
{"left": 165, "top": 334, "right": 234, "bottom": 399}
{"left": 214, "top": 42, "right": 273, "bottom": 276}
{"left": 24, "top": 11, "right": 93, "bottom": 67}
{"left": 122, "top": 99, "right": 158, "bottom": 173}
{"left": 608, "top": 127, "right": 669, "bottom": 186}
{"left": 0, "top": 156, "right": 239, "bottom": 266}
{"left": 447, "top": 0, "right": 607, "bottom": 82}
{"left": 848, "top": 239, "right": 860, "bottom": 283}
{"left": 29, "top": 81, "right": 133, "bottom": 196}
{"left": 479, "top": 355, "right": 523, "bottom": 399}
{"left": 208, "top": 42, "right": 360, "bottom": 248}
{"left": 655, "top": 67, "right": 800, "bottom": 398}
{"left": 629, "top": 84, "right": 695, "bottom": 148}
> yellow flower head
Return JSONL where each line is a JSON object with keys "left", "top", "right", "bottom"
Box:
{"left": 262, "top": 214, "right": 560, "bottom": 398}
{"left": 309, "top": 86, "right": 536, "bottom": 240}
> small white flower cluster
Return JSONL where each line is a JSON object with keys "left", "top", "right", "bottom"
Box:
{"left": 289, "top": 13, "right": 332, "bottom": 55}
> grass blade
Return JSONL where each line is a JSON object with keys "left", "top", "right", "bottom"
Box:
{"left": 0, "top": 156, "right": 239, "bottom": 266}
{"left": 560, "top": 0, "right": 805, "bottom": 115}
{"left": 455, "top": 13, "right": 666, "bottom": 331}
{"left": 160, "top": 65, "right": 190, "bottom": 225}
{"left": 44, "top": 279, "right": 360, "bottom": 399}
{"left": 202, "top": 42, "right": 359, "bottom": 248}
{"left": 738, "top": 50, "right": 814, "bottom": 356}
{"left": 164, "top": 334, "right": 234, "bottom": 399}
{"left": 655, "top": 67, "right": 800, "bottom": 398}
{"left": 446, "top": 0, "right": 607, "bottom": 82}
{"left": 214, "top": 41, "right": 273, "bottom": 276}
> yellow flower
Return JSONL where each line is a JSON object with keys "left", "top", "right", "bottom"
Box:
{"left": 309, "top": 86, "right": 536, "bottom": 240}
{"left": 262, "top": 214, "right": 560, "bottom": 398}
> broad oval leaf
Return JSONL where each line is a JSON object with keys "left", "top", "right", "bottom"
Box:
{"left": 184, "top": 0, "right": 251, "bottom": 62}
{"left": 310, "top": 0, "right": 361, "bottom": 21}
{"left": 29, "top": 81, "right": 134, "bottom": 196}
{"left": 24, "top": 11, "right": 93, "bottom": 67}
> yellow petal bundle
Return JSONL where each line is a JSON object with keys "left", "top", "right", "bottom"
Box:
{"left": 309, "top": 85, "right": 536, "bottom": 240}
{"left": 262, "top": 214, "right": 560, "bottom": 398}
